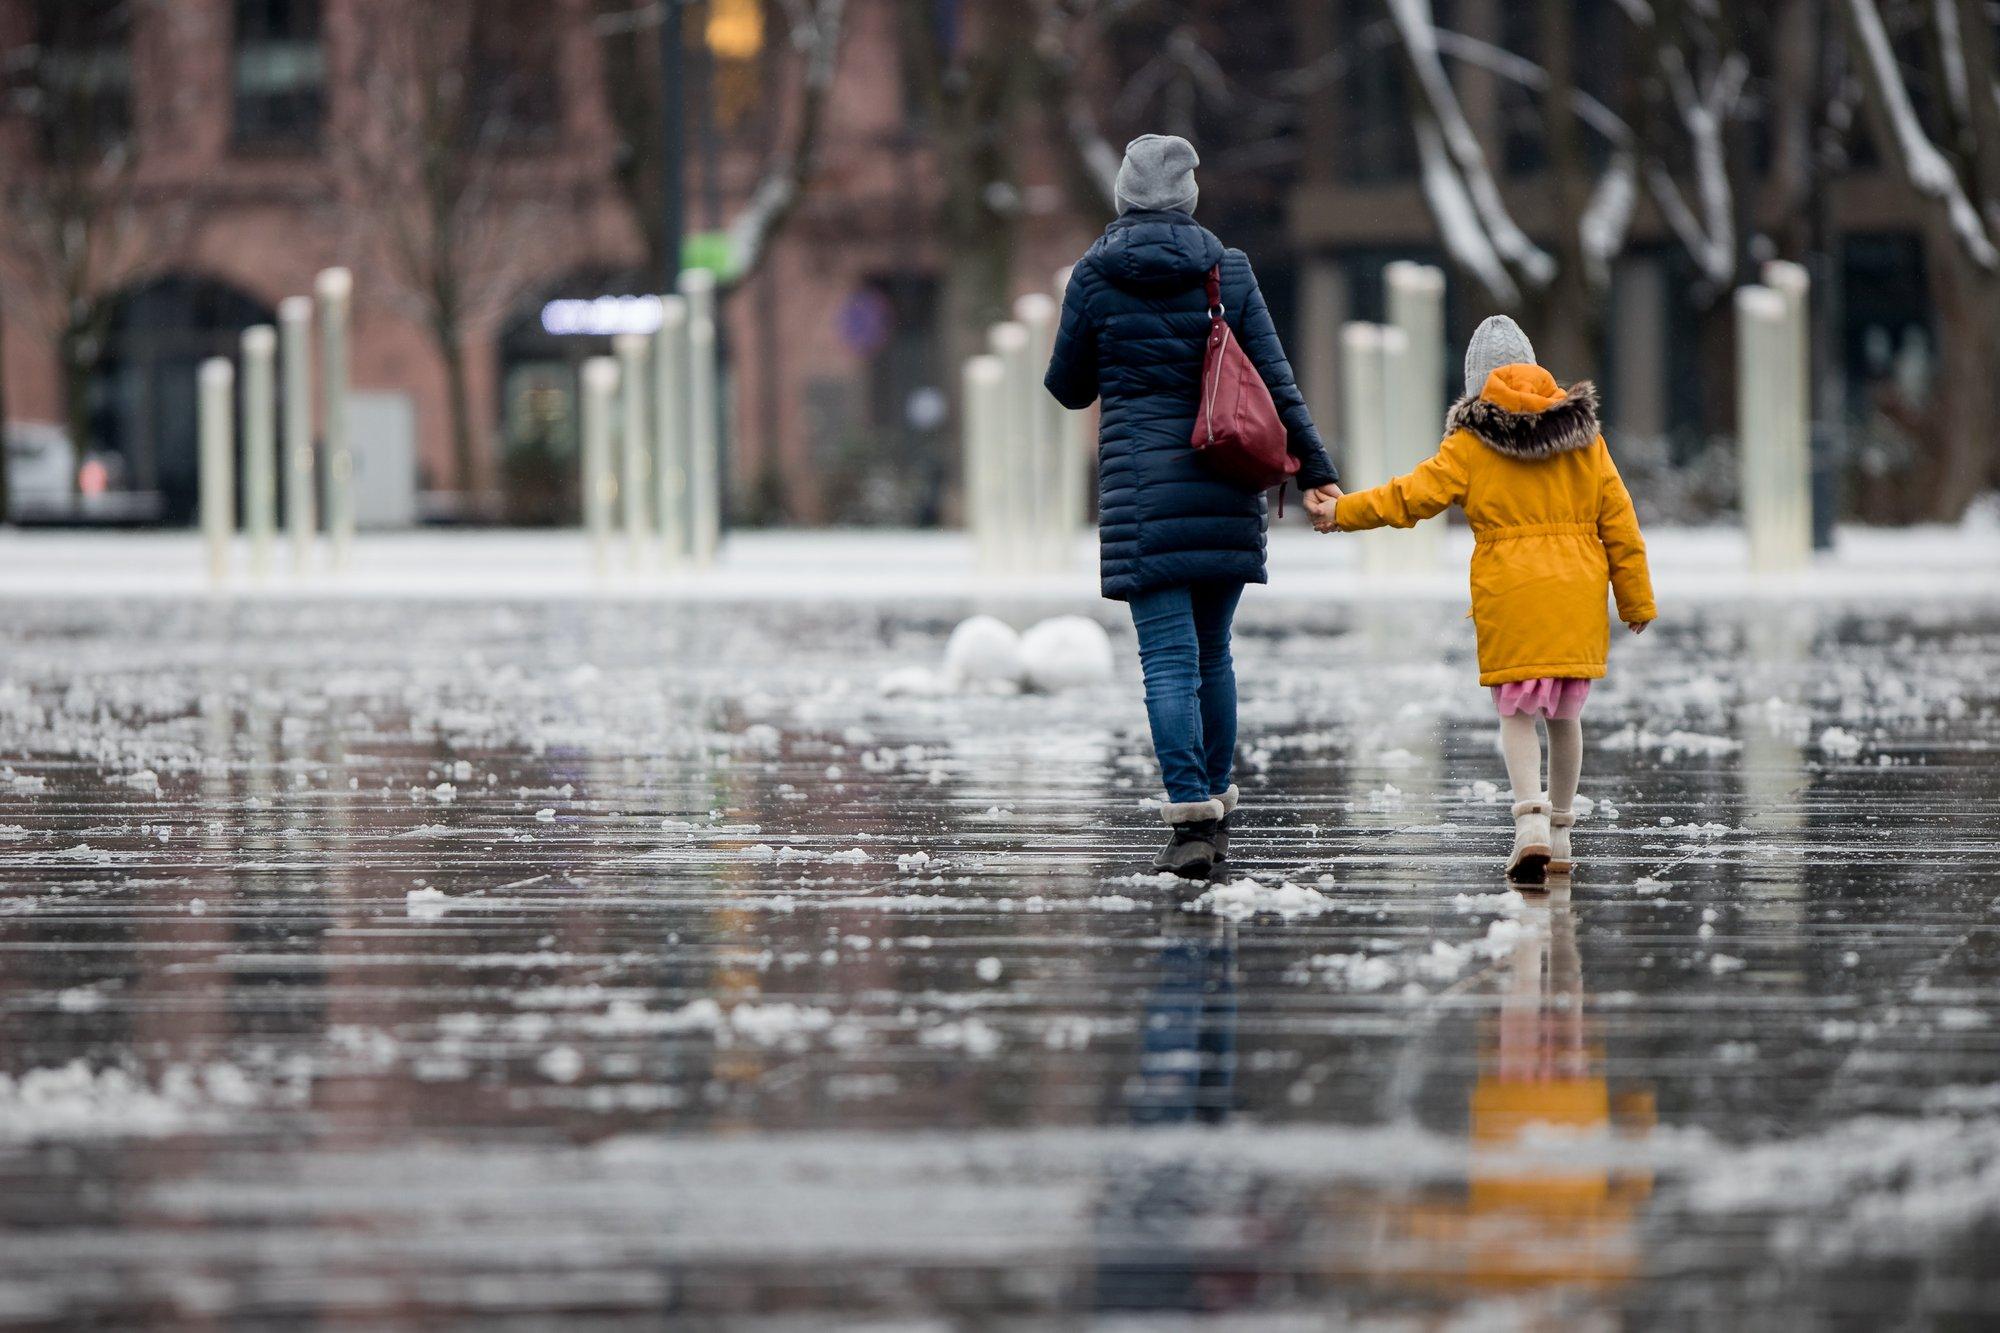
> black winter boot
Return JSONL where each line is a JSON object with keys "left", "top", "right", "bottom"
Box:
{"left": 1211, "top": 784, "right": 1240, "bottom": 863}
{"left": 1153, "top": 798, "right": 1226, "bottom": 880}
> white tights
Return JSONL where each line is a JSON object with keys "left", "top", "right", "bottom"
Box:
{"left": 1498, "top": 713, "right": 1582, "bottom": 811}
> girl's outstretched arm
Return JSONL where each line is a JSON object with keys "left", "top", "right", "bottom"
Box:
{"left": 1330, "top": 436, "right": 1469, "bottom": 531}
{"left": 1597, "top": 442, "right": 1656, "bottom": 623}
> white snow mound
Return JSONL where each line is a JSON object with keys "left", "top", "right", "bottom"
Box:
{"left": 1019, "top": 616, "right": 1115, "bottom": 692}
{"left": 941, "top": 616, "right": 1025, "bottom": 691}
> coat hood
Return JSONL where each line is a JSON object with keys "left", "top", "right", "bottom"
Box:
{"left": 1087, "top": 210, "right": 1226, "bottom": 296}
{"left": 1446, "top": 364, "right": 1600, "bottom": 460}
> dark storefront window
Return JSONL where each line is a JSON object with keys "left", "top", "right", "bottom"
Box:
{"left": 233, "top": 0, "right": 325, "bottom": 148}
{"left": 29, "top": 0, "right": 133, "bottom": 158}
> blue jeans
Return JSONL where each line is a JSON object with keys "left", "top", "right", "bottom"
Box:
{"left": 1128, "top": 582, "right": 1244, "bottom": 806}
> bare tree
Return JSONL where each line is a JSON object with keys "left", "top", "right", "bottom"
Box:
{"left": 335, "top": 0, "right": 575, "bottom": 504}
{"left": 897, "top": 0, "right": 1043, "bottom": 366}
{"left": 594, "top": 0, "right": 849, "bottom": 293}
{"left": 1839, "top": 0, "right": 2000, "bottom": 516}
{"left": 0, "top": 0, "right": 180, "bottom": 477}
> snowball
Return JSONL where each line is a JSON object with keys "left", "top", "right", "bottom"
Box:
{"left": 1018, "top": 616, "right": 1115, "bottom": 692}
{"left": 941, "top": 616, "right": 1025, "bottom": 690}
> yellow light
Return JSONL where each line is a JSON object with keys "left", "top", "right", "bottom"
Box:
{"left": 706, "top": 0, "right": 764, "bottom": 61}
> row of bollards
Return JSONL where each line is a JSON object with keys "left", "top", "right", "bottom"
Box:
{"left": 962, "top": 269, "right": 1092, "bottom": 577}
{"left": 1338, "top": 257, "right": 1813, "bottom": 575}
{"left": 577, "top": 269, "right": 724, "bottom": 579}
{"left": 199, "top": 267, "right": 354, "bottom": 584}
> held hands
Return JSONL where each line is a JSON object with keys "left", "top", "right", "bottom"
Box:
{"left": 1304, "top": 484, "right": 1343, "bottom": 533}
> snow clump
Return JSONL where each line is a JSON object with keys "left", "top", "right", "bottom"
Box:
{"left": 942, "top": 616, "right": 1025, "bottom": 692}
{"left": 1018, "top": 615, "right": 1115, "bottom": 692}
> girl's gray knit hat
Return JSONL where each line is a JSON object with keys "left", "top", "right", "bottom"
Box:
{"left": 1115, "top": 134, "right": 1199, "bottom": 215}
{"left": 1464, "top": 315, "right": 1537, "bottom": 393}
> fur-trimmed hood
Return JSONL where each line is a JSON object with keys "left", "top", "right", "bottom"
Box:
{"left": 1446, "top": 365, "right": 1600, "bottom": 461}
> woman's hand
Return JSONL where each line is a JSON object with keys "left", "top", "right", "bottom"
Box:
{"left": 1625, "top": 620, "right": 1650, "bottom": 634}
{"left": 1304, "top": 484, "right": 1343, "bottom": 533}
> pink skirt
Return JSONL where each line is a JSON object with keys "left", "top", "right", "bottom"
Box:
{"left": 1491, "top": 677, "right": 1592, "bottom": 720}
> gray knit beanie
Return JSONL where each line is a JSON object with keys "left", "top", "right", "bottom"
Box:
{"left": 1463, "top": 315, "right": 1537, "bottom": 394}
{"left": 1115, "top": 134, "right": 1199, "bottom": 215}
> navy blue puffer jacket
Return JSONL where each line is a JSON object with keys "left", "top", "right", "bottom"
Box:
{"left": 1044, "top": 210, "right": 1337, "bottom": 601}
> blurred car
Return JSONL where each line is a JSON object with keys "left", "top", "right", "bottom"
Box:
{"left": 3, "top": 423, "right": 164, "bottom": 525}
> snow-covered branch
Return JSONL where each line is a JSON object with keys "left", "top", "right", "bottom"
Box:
{"left": 1413, "top": 120, "right": 1521, "bottom": 305}
{"left": 1384, "top": 0, "right": 1555, "bottom": 300}
{"left": 723, "top": 0, "right": 847, "bottom": 286}
{"left": 1430, "top": 29, "right": 1634, "bottom": 148}
{"left": 1845, "top": 0, "right": 1999, "bottom": 268}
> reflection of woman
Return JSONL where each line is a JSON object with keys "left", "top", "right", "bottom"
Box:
{"left": 1090, "top": 916, "right": 1259, "bottom": 1313}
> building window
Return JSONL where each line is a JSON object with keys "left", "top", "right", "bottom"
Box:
{"left": 233, "top": 0, "right": 324, "bottom": 148}
{"left": 469, "top": 0, "right": 560, "bottom": 142}
{"left": 29, "top": 0, "right": 133, "bottom": 158}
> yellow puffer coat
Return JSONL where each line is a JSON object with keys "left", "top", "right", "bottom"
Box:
{"left": 1334, "top": 364, "right": 1656, "bottom": 686}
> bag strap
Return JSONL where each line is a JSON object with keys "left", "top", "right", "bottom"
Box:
{"left": 1205, "top": 264, "right": 1222, "bottom": 316}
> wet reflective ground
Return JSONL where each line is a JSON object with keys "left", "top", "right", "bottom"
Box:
{"left": 1, "top": 594, "right": 1997, "bottom": 1328}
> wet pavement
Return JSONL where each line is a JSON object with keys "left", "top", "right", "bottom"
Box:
{"left": 1, "top": 592, "right": 1997, "bottom": 1328}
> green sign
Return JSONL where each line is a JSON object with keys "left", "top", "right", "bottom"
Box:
{"left": 682, "top": 231, "right": 739, "bottom": 281}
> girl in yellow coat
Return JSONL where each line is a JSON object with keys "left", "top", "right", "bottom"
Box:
{"left": 1313, "top": 316, "right": 1656, "bottom": 885}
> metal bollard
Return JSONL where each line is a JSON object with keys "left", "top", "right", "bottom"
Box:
{"left": 315, "top": 268, "right": 353, "bottom": 572}
{"left": 581, "top": 357, "right": 619, "bottom": 579}
{"left": 679, "top": 269, "right": 721, "bottom": 568}
{"left": 987, "top": 321, "right": 1033, "bottom": 576}
{"left": 654, "top": 294, "right": 690, "bottom": 570}
{"left": 1385, "top": 262, "right": 1446, "bottom": 569}
{"left": 199, "top": 358, "right": 236, "bottom": 585}
{"left": 278, "top": 297, "right": 316, "bottom": 574}
{"left": 615, "top": 331, "right": 653, "bottom": 570}
{"left": 1736, "top": 283, "right": 1809, "bottom": 573}
{"left": 1761, "top": 261, "right": 1814, "bottom": 566}
{"left": 1340, "top": 323, "right": 1407, "bottom": 575}
{"left": 1013, "top": 292, "right": 1062, "bottom": 572}
{"left": 963, "top": 354, "right": 1006, "bottom": 574}
{"left": 240, "top": 325, "right": 278, "bottom": 580}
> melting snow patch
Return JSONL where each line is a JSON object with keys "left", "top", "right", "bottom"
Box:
{"left": 1600, "top": 726, "right": 1742, "bottom": 760}
{"left": 0, "top": 1061, "right": 269, "bottom": 1142}
{"left": 536, "top": 1046, "right": 585, "bottom": 1083}
{"left": 405, "top": 887, "right": 452, "bottom": 919}
{"left": 1185, "top": 878, "right": 1339, "bottom": 921}
{"left": 918, "top": 1017, "right": 1002, "bottom": 1057}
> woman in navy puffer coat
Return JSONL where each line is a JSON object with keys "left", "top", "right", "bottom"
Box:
{"left": 1044, "top": 134, "right": 1340, "bottom": 877}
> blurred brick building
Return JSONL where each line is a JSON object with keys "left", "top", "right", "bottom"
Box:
{"left": 0, "top": 0, "right": 1090, "bottom": 526}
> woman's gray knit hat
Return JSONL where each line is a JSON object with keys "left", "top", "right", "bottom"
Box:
{"left": 1464, "top": 314, "right": 1537, "bottom": 393}
{"left": 1115, "top": 134, "right": 1199, "bottom": 215}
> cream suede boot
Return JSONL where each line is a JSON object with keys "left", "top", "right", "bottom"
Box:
{"left": 1549, "top": 809, "right": 1577, "bottom": 876}
{"left": 1507, "top": 798, "right": 1553, "bottom": 886}
{"left": 1212, "top": 784, "right": 1239, "bottom": 863}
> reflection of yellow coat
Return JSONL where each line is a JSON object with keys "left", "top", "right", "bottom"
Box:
{"left": 1335, "top": 365, "right": 1657, "bottom": 686}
